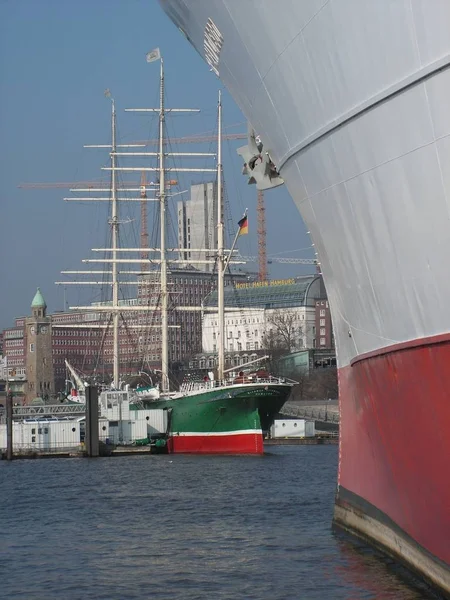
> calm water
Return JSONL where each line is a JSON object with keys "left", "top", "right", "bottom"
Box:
{"left": 0, "top": 446, "right": 440, "bottom": 600}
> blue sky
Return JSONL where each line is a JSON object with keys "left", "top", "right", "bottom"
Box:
{"left": 0, "top": 0, "right": 312, "bottom": 331}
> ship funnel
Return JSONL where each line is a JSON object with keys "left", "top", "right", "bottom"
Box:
{"left": 237, "top": 125, "right": 284, "bottom": 190}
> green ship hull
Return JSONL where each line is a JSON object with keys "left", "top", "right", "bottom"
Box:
{"left": 139, "top": 382, "right": 292, "bottom": 454}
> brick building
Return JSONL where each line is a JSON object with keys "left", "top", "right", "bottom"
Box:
{"left": 2, "top": 269, "right": 252, "bottom": 398}
{"left": 136, "top": 268, "right": 249, "bottom": 368}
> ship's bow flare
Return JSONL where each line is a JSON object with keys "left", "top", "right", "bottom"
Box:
{"left": 159, "top": 0, "right": 450, "bottom": 593}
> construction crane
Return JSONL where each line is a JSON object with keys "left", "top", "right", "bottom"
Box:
{"left": 130, "top": 131, "right": 246, "bottom": 146}
{"left": 257, "top": 190, "right": 267, "bottom": 281}
{"left": 19, "top": 130, "right": 280, "bottom": 276}
{"left": 17, "top": 134, "right": 245, "bottom": 189}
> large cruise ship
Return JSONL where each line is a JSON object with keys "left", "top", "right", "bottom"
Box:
{"left": 159, "top": 1, "right": 450, "bottom": 594}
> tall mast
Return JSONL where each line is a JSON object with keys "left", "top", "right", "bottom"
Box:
{"left": 59, "top": 60, "right": 231, "bottom": 392}
{"left": 159, "top": 58, "right": 169, "bottom": 393}
{"left": 111, "top": 98, "right": 120, "bottom": 388}
{"left": 140, "top": 171, "right": 149, "bottom": 271}
{"left": 217, "top": 91, "right": 225, "bottom": 381}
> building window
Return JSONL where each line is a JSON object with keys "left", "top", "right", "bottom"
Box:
{"left": 320, "top": 337, "right": 326, "bottom": 346}
{"left": 320, "top": 319, "right": 325, "bottom": 327}
{"left": 320, "top": 309, "right": 325, "bottom": 317}
{"left": 320, "top": 328, "right": 326, "bottom": 336}
{"left": 30, "top": 343, "right": 35, "bottom": 352}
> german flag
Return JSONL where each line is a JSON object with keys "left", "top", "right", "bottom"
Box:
{"left": 238, "top": 214, "right": 248, "bottom": 236}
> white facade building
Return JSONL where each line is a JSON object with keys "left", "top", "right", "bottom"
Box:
{"left": 202, "top": 305, "right": 316, "bottom": 354}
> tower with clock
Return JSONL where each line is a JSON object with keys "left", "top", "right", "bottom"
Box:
{"left": 25, "top": 288, "right": 54, "bottom": 404}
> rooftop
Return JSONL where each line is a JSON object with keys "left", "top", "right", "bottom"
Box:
{"left": 205, "top": 276, "right": 324, "bottom": 309}
{"left": 31, "top": 288, "right": 46, "bottom": 308}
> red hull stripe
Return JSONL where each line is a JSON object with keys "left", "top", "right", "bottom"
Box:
{"left": 350, "top": 332, "right": 450, "bottom": 366}
{"left": 338, "top": 337, "right": 450, "bottom": 566}
{"left": 168, "top": 432, "right": 264, "bottom": 454}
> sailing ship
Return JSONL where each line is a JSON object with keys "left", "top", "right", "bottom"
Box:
{"left": 157, "top": 1, "right": 450, "bottom": 594}
{"left": 61, "top": 52, "right": 294, "bottom": 455}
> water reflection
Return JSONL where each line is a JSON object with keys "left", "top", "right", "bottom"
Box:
{"left": 331, "top": 530, "right": 443, "bottom": 599}
{"left": 0, "top": 447, "right": 442, "bottom": 600}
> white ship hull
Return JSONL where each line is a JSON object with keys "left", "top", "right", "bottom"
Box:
{"left": 159, "top": 1, "right": 450, "bottom": 594}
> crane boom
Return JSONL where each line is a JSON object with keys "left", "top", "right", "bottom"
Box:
{"left": 18, "top": 134, "right": 245, "bottom": 188}
{"left": 65, "top": 359, "right": 86, "bottom": 392}
{"left": 131, "top": 132, "right": 246, "bottom": 145}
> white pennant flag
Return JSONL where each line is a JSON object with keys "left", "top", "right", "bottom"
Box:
{"left": 146, "top": 48, "right": 161, "bottom": 63}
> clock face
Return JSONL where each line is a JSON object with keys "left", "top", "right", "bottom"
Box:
{"left": 40, "top": 326, "right": 48, "bottom": 334}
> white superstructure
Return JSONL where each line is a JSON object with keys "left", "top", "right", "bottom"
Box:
{"left": 159, "top": 0, "right": 450, "bottom": 368}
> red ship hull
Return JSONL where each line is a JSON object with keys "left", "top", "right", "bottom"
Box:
{"left": 167, "top": 432, "right": 264, "bottom": 455}
{"left": 334, "top": 333, "right": 450, "bottom": 594}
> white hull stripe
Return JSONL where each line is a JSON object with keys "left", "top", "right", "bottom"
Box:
{"left": 172, "top": 429, "right": 262, "bottom": 437}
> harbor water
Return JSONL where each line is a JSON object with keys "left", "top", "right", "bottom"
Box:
{"left": 0, "top": 446, "right": 439, "bottom": 599}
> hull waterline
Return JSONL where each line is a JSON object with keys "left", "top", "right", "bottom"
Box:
{"left": 159, "top": 1, "right": 450, "bottom": 593}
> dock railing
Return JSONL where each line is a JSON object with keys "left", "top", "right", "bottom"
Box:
{"left": 280, "top": 402, "right": 340, "bottom": 424}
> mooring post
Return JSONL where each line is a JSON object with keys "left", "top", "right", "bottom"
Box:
{"left": 85, "top": 385, "right": 99, "bottom": 457}
{"left": 6, "top": 390, "right": 13, "bottom": 461}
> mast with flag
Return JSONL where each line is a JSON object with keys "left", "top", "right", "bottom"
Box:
{"left": 65, "top": 49, "right": 224, "bottom": 392}
{"left": 223, "top": 209, "right": 249, "bottom": 273}
{"left": 237, "top": 214, "right": 249, "bottom": 236}
{"left": 58, "top": 51, "right": 250, "bottom": 393}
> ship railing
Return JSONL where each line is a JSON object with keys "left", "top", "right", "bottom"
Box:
{"left": 179, "top": 376, "right": 292, "bottom": 394}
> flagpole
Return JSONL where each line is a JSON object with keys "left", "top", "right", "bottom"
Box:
{"left": 224, "top": 209, "right": 248, "bottom": 272}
